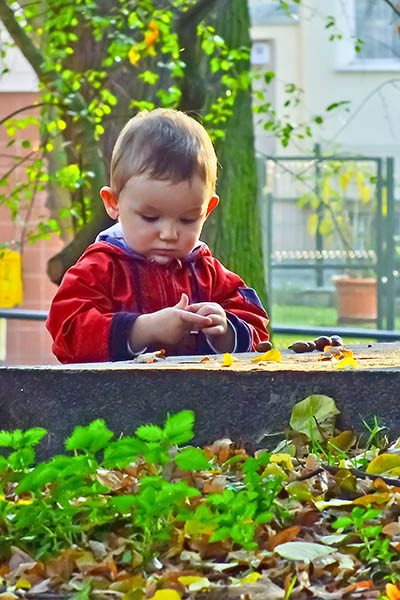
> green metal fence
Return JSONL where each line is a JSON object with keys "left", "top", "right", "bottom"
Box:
{"left": 257, "top": 150, "right": 398, "bottom": 334}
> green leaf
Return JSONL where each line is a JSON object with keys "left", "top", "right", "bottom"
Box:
{"left": 164, "top": 411, "right": 194, "bottom": 445}
{"left": 307, "top": 213, "right": 318, "bottom": 236}
{"left": 23, "top": 428, "right": 47, "bottom": 447}
{"left": 111, "top": 494, "right": 137, "bottom": 514}
{"left": 103, "top": 437, "right": 145, "bottom": 468}
{"left": 17, "top": 463, "right": 59, "bottom": 492}
{"left": 290, "top": 395, "right": 340, "bottom": 442}
{"left": 264, "top": 71, "right": 275, "bottom": 84}
{"left": 135, "top": 424, "right": 163, "bottom": 442}
{"left": 65, "top": 420, "right": 114, "bottom": 454}
{"left": 175, "top": 447, "right": 210, "bottom": 471}
{"left": 275, "top": 541, "right": 333, "bottom": 563}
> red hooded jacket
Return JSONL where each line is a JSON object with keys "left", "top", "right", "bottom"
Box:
{"left": 46, "top": 224, "right": 269, "bottom": 363}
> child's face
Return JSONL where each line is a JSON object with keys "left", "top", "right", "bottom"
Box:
{"left": 101, "top": 174, "right": 218, "bottom": 265}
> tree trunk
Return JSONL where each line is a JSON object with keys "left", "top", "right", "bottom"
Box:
{"left": 202, "top": 0, "right": 268, "bottom": 305}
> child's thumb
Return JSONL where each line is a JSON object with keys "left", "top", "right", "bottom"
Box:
{"left": 175, "top": 293, "right": 189, "bottom": 309}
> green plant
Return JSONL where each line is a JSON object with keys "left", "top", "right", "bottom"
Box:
{"left": 297, "top": 160, "right": 378, "bottom": 278}
{"left": 332, "top": 506, "right": 394, "bottom": 563}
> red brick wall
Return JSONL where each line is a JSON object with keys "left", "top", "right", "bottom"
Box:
{"left": 0, "top": 92, "right": 63, "bottom": 365}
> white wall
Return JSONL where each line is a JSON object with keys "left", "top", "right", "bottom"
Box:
{"left": 0, "top": 28, "right": 38, "bottom": 92}
{"left": 250, "top": 0, "right": 400, "bottom": 160}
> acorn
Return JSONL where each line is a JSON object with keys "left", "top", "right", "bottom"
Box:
{"left": 288, "top": 341, "right": 311, "bottom": 353}
{"left": 330, "top": 335, "right": 344, "bottom": 347}
{"left": 255, "top": 340, "right": 273, "bottom": 353}
{"left": 306, "top": 341, "right": 316, "bottom": 351}
{"left": 313, "top": 336, "right": 332, "bottom": 351}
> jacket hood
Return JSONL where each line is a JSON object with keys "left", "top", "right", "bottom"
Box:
{"left": 80, "top": 222, "right": 211, "bottom": 264}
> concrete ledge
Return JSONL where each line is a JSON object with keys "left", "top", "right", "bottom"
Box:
{"left": 1, "top": 344, "right": 400, "bottom": 459}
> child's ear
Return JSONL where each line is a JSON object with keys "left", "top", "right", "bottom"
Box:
{"left": 100, "top": 186, "right": 119, "bottom": 220}
{"left": 205, "top": 195, "right": 219, "bottom": 217}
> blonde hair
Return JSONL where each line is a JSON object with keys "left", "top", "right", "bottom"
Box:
{"left": 110, "top": 108, "right": 217, "bottom": 197}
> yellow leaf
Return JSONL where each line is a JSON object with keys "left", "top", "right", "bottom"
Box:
{"left": 240, "top": 573, "right": 262, "bottom": 584}
{"left": 148, "top": 591, "right": 181, "bottom": 600}
{"left": 353, "top": 492, "right": 391, "bottom": 506}
{"left": 322, "top": 177, "right": 330, "bottom": 204}
{"left": 260, "top": 349, "right": 281, "bottom": 363}
{"left": 252, "top": 349, "right": 281, "bottom": 362}
{"left": 270, "top": 453, "right": 294, "bottom": 470}
{"left": 334, "top": 356, "right": 358, "bottom": 369}
{"left": 223, "top": 353, "right": 234, "bottom": 366}
{"left": 360, "top": 185, "right": 371, "bottom": 204}
{"left": 178, "top": 577, "right": 208, "bottom": 587}
{"left": 357, "top": 172, "right": 365, "bottom": 186}
{"left": 339, "top": 170, "right": 351, "bottom": 192}
{"left": 15, "top": 498, "right": 32, "bottom": 505}
{"left": 128, "top": 45, "right": 141, "bottom": 65}
{"left": 366, "top": 453, "right": 400, "bottom": 476}
{"left": 178, "top": 577, "right": 210, "bottom": 591}
{"left": 15, "top": 580, "right": 31, "bottom": 590}
{"left": 263, "top": 463, "right": 289, "bottom": 481}
{"left": 308, "top": 214, "right": 318, "bottom": 236}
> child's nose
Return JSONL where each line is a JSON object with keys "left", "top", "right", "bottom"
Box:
{"left": 159, "top": 221, "right": 178, "bottom": 240}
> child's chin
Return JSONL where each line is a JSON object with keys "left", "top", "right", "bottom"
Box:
{"left": 148, "top": 254, "right": 175, "bottom": 265}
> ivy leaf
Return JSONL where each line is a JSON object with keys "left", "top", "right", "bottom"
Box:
{"left": 175, "top": 447, "right": 210, "bottom": 471}
{"left": 66, "top": 420, "right": 114, "bottom": 454}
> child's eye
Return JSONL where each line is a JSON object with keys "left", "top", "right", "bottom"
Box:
{"left": 141, "top": 215, "right": 158, "bottom": 223}
{"left": 180, "top": 217, "right": 196, "bottom": 224}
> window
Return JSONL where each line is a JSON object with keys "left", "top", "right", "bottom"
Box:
{"left": 355, "top": 0, "right": 400, "bottom": 60}
{"left": 335, "top": 0, "right": 400, "bottom": 71}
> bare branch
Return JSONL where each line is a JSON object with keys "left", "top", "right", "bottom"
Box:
{"left": 382, "top": 0, "right": 400, "bottom": 18}
{"left": 0, "top": 103, "right": 46, "bottom": 127}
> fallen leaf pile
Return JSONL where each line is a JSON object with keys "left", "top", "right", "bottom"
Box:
{"left": 0, "top": 396, "right": 400, "bottom": 600}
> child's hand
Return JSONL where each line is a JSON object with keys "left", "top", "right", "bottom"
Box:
{"left": 129, "top": 294, "right": 212, "bottom": 351}
{"left": 184, "top": 301, "right": 234, "bottom": 352}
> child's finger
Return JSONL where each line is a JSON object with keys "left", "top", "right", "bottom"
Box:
{"left": 174, "top": 293, "right": 189, "bottom": 309}
{"left": 179, "top": 311, "right": 212, "bottom": 327}
{"left": 185, "top": 303, "right": 222, "bottom": 317}
{"left": 203, "top": 324, "right": 225, "bottom": 336}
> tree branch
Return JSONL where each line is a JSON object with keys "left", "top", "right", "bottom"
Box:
{"left": 298, "top": 464, "right": 400, "bottom": 488}
{"left": 382, "top": 0, "right": 400, "bottom": 18}
{"left": 0, "top": 103, "right": 46, "bottom": 126}
{"left": 0, "top": 1, "right": 46, "bottom": 80}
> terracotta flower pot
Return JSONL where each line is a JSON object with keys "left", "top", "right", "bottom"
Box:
{"left": 333, "top": 276, "right": 377, "bottom": 322}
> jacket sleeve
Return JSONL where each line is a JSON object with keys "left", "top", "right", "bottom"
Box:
{"left": 46, "top": 254, "right": 139, "bottom": 363}
{"left": 206, "top": 258, "right": 270, "bottom": 352}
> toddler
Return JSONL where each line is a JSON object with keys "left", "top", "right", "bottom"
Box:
{"left": 46, "top": 109, "right": 269, "bottom": 362}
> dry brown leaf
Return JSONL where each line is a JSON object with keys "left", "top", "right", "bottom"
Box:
{"left": 266, "top": 526, "right": 301, "bottom": 551}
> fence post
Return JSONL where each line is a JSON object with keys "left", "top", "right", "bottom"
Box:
{"left": 314, "top": 144, "right": 324, "bottom": 287}
{"left": 385, "top": 157, "right": 395, "bottom": 330}
{"left": 256, "top": 156, "right": 271, "bottom": 308}
{"left": 376, "top": 158, "right": 384, "bottom": 330}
